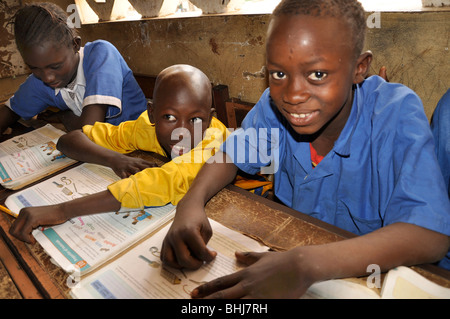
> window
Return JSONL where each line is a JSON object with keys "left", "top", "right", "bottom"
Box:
{"left": 72, "top": 0, "right": 446, "bottom": 25}
{"left": 73, "top": 0, "right": 281, "bottom": 24}
{"left": 358, "top": 0, "right": 423, "bottom": 11}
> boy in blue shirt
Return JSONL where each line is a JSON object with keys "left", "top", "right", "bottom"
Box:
{"left": 0, "top": 3, "right": 147, "bottom": 135}
{"left": 161, "top": 0, "right": 450, "bottom": 298}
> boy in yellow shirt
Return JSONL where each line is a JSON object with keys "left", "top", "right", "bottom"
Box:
{"left": 9, "top": 64, "right": 228, "bottom": 243}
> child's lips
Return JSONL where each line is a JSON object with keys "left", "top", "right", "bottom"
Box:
{"left": 171, "top": 144, "right": 190, "bottom": 156}
{"left": 285, "top": 110, "right": 319, "bottom": 126}
{"left": 47, "top": 81, "right": 61, "bottom": 88}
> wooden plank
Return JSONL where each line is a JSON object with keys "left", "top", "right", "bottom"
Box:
{"left": 0, "top": 214, "right": 67, "bottom": 299}
{"left": 212, "top": 84, "right": 230, "bottom": 127}
{"left": 0, "top": 253, "right": 22, "bottom": 299}
{"left": 0, "top": 231, "right": 42, "bottom": 299}
{"left": 225, "top": 98, "right": 254, "bottom": 129}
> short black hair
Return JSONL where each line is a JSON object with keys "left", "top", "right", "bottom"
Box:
{"left": 272, "top": 0, "right": 366, "bottom": 60}
{"left": 14, "top": 2, "right": 78, "bottom": 55}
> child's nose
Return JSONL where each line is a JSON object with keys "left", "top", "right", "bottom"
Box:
{"left": 173, "top": 121, "right": 190, "bottom": 140}
{"left": 176, "top": 119, "right": 189, "bottom": 131}
{"left": 41, "top": 70, "right": 56, "bottom": 84}
{"left": 284, "top": 79, "right": 310, "bottom": 104}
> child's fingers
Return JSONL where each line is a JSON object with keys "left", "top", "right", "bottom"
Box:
{"left": 175, "top": 232, "right": 216, "bottom": 269}
{"left": 160, "top": 240, "right": 182, "bottom": 268}
{"left": 160, "top": 232, "right": 215, "bottom": 269}
{"left": 191, "top": 272, "right": 243, "bottom": 299}
{"left": 234, "top": 251, "right": 264, "bottom": 266}
{"left": 9, "top": 217, "right": 36, "bottom": 244}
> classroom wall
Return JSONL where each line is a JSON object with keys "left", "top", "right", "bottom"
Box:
{"left": 1, "top": 0, "right": 449, "bottom": 120}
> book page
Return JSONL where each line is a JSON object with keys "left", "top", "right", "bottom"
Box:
{"left": 0, "top": 124, "right": 66, "bottom": 156}
{"left": 0, "top": 139, "right": 77, "bottom": 189}
{"left": 5, "top": 163, "right": 176, "bottom": 275}
{"left": 5, "top": 163, "right": 119, "bottom": 211}
{"left": 70, "top": 219, "right": 269, "bottom": 299}
{"left": 302, "top": 266, "right": 450, "bottom": 299}
{"left": 34, "top": 204, "right": 175, "bottom": 276}
{"left": 0, "top": 124, "right": 77, "bottom": 189}
{"left": 381, "top": 266, "right": 450, "bottom": 299}
{"left": 302, "top": 279, "right": 381, "bottom": 299}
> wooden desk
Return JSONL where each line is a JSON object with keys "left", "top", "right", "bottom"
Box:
{"left": 2, "top": 179, "right": 450, "bottom": 299}
{"left": 0, "top": 130, "right": 449, "bottom": 299}
{"left": 0, "top": 120, "right": 71, "bottom": 298}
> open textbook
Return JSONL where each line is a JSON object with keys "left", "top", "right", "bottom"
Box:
{"left": 304, "top": 266, "right": 450, "bottom": 299}
{"left": 70, "top": 217, "right": 450, "bottom": 299}
{"left": 0, "top": 124, "right": 77, "bottom": 190}
{"left": 5, "top": 163, "right": 176, "bottom": 276}
{"left": 70, "top": 219, "right": 269, "bottom": 299}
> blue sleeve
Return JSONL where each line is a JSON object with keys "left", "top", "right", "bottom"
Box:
{"left": 430, "top": 89, "right": 450, "bottom": 197}
{"left": 370, "top": 82, "right": 450, "bottom": 234}
{"left": 7, "top": 75, "right": 65, "bottom": 120}
{"left": 82, "top": 41, "right": 127, "bottom": 117}
{"left": 221, "top": 88, "right": 284, "bottom": 175}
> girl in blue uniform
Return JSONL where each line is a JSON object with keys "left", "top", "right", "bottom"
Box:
{"left": 0, "top": 3, "right": 147, "bottom": 135}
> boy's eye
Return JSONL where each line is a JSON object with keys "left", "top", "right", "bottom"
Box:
{"left": 270, "top": 71, "right": 286, "bottom": 80}
{"left": 164, "top": 114, "right": 176, "bottom": 121}
{"left": 308, "top": 71, "right": 327, "bottom": 81}
{"left": 50, "top": 64, "right": 62, "bottom": 70}
{"left": 191, "top": 117, "right": 202, "bottom": 124}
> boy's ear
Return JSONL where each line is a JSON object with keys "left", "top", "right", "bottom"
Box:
{"left": 353, "top": 51, "right": 373, "bottom": 84}
{"left": 208, "top": 107, "right": 215, "bottom": 126}
{"left": 147, "top": 100, "right": 155, "bottom": 124}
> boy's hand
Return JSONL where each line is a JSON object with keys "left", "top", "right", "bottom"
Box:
{"left": 109, "top": 154, "right": 157, "bottom": 178}
{"left": 378, "top": 66, "right": 389, "bottom": 82}
{"left": 161, "top": 197, "right": 217, "bottom": 269}
{"left": 191, "top": 248, "right": 313, "bottom": 299}
{"left": 9, "top": 205, "right": 69, "bottom": 244}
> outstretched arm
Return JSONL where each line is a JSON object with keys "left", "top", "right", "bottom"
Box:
{"left": 191, "top": 222, "right": 449, "bottom": 299}
{"left": 57, "top": 129, "right": 155, "bottom": 178}
{"left": 161, "top": 151, "right": 239, "bottom": 269}
{"left": 9, "top": 190, "right": 121, "bottom": 244}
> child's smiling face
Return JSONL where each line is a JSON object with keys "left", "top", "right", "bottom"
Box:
{"left": 266, "top": 14, "right": 361, "bottom": 140}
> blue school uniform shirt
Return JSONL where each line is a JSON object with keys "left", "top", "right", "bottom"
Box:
{"left": 431, "top": 89, "right": 450, "bottom": 197}
{"left": 6, "top": 40, "right": 146, "bottom": 125}
{"left": 222, "top": 75, "right": 450, "bottom": 269}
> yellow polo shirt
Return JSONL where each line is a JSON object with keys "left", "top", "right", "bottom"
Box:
{"left": 83, "top": 111, "right": 229, "bottom": 209}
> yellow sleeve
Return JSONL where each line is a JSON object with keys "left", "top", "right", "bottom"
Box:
{"left": 107, "top": 117, "right": 229, "bottom": 208}
{"left": 82, "top": 111, "right": 164, "bottom": 155}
